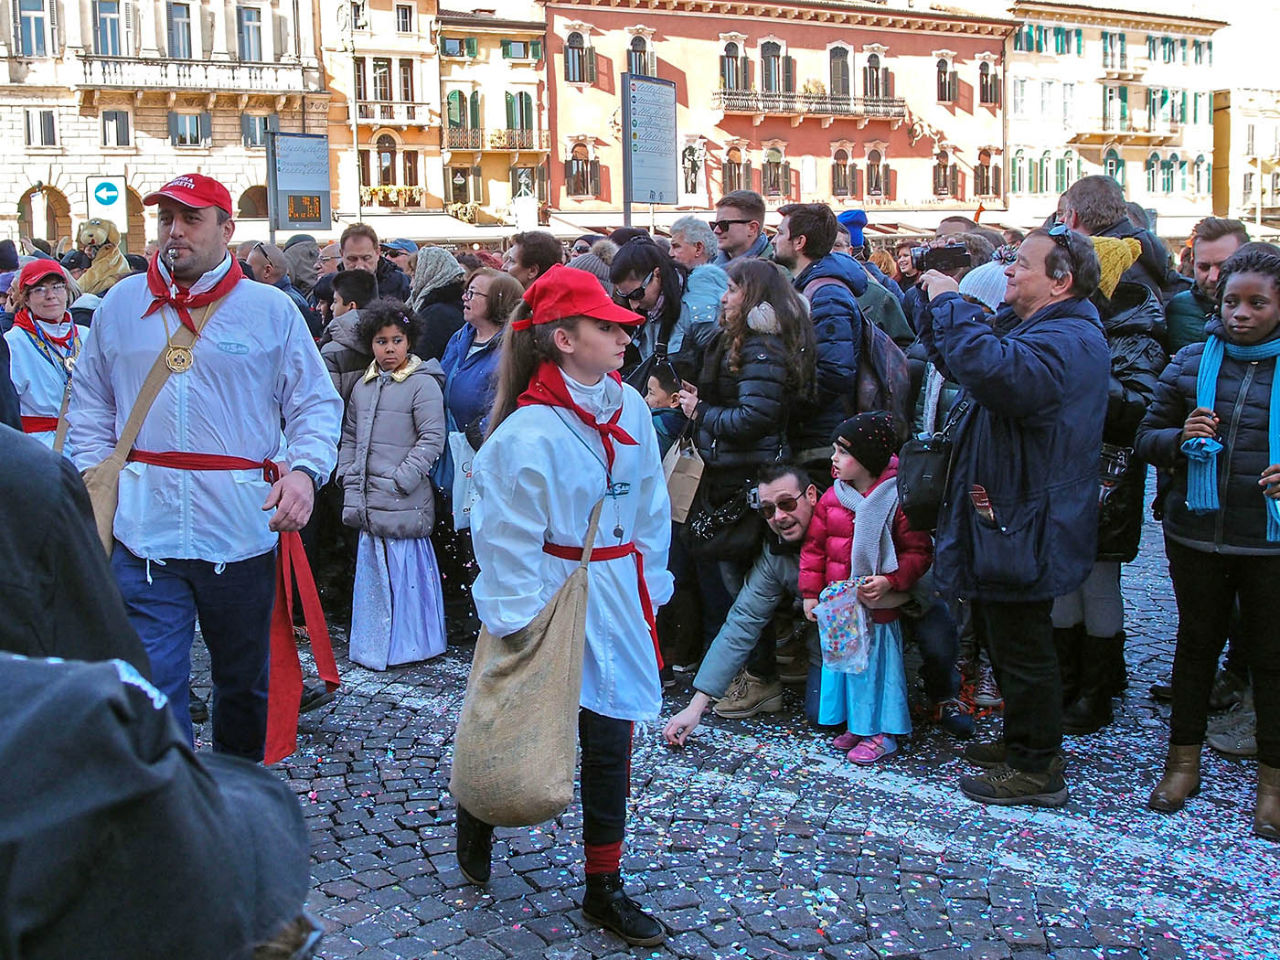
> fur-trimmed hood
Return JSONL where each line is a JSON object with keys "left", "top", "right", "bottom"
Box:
{"left": 745, "top": 302, "right": 780, "bottom": 334}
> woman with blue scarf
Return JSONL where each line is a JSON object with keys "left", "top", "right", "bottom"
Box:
{"left": 1134, "top": 247, "right": 1280, "bottom": 841}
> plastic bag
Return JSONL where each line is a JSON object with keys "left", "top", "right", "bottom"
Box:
{"left": 814, "top": 578, "right": 874, "bottom": 674}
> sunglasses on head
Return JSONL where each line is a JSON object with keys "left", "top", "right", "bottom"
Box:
{"left": 1048, "top": 222, "right": 1073, "bottom": 253}
{"left": 710, "top": 218, "right": 753, "bottom": 233}
{"left": 757, "top": 494, "right": 802, "bottom": 519}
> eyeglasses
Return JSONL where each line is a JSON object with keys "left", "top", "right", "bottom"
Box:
{"left": 757, "top": 494, "right": 802, "bottom": 519}
{"left": 29, "top": 281, "right": 67, "bottom": 296}
{"left": 615, "top": 268, "right": 657, "bottom": 303}
{"left": 462, "top": 288, "right": 488, "bottom": 301}
{"left": 710, "top": 218, "right": 753, "bottom": 233}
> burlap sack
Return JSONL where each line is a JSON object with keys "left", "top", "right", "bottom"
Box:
{"left": 449, "top": 502, "right": 602, "bottom": 827}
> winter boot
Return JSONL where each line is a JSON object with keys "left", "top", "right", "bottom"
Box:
{"left": 1103, "top": 630, "right": 1129, "bottom": 697}
{"left": 1256, "top": 764, "right": 1280, "bottom": 841}
{"left": 1147, "top": 743, "right": 1201, "bottom": 814}
{"left": 1053, "top": 624, "right": 1083, "bottom": 707}
{"left": 1062, "top": 634, "right": 1115, "bottom": 735}
{"left": 582, "top": 872, "right": 667, "bottom": 946}
{"left": 455, "top": 805, "right": 494, "bottom": 885}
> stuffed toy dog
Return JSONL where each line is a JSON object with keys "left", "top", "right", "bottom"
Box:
{"left": 77, "top": 218, "right": 132, "bottom": 295}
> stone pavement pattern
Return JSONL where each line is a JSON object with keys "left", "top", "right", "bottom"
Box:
{"left": 192, "top": 520, "right": 1280, "bottom": 960}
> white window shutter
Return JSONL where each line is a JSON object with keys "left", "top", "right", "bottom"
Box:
{"left": 48, "top": 0, "right": 61, "bottom": 55}
{"left": 124, "top": 1, "right": 140, "bottom": 55}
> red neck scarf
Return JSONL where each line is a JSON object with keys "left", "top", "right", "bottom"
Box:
{"left": 12, "top": 308, "right": 75, "bottom": 349}
{"left": 142, "top": 254, "right": 243, "bottom": 332}
{"left": 516, "top": 360, "right": 637, "bottom": 472}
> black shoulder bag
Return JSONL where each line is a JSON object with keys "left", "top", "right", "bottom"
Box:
{"left": 896, "top": 399, "right": 971, "bottom": 533}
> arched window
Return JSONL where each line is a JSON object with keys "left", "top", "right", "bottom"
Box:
{"left": 829, "top": 47, "right": 850, "bottom": 100}
{"left": 979, "top": 61, "right": 999, "bottom": 105}
{"left": 565, "top": 32, "right": 591, "bottom": 83}
{"left": 724, "top": 146, "right": 744, "bottom": 193}
{"left": 376, "top": 134, "right": 397, "bottom": 195}
{"left": 866, "top": 148, "right": 884, "bottom": 196}
{"left": 1146, "top": 152, "right": 1159, "bottom": 193}
{"left": 1162, "top": 154, "right": 1177, "bottom": 194}
{"left": 864, "top": 53, "right": 882, "bottom": 99}
{"left": 1012, "top": 149, "right": 1025, "bottom": 193}
{"left": 761, "top": 41, "right": 781, "bottom": 94}
{"left": 1056, "top": 150, "right": 1075, "bottom": 192}
{"left": 446, "top": 90, "right": 466, "bottom": 128}
{"left": 720, "top": 42, "right": 741, "bottom": 90}
{"left": 763, "top": 146, "right": 786, "bottom": 197}
{"left": 628, "top": 35, "right": 650, "bottom": 76}
{"left": 1105, "top": 148, "right": 1125, "bottom": 186}
{"left": 936, "top": 59, "right": 955, "bottom": 102}
{"left": 1194, "top": 154, "right": 1206, "bottom": 194}
{"left": 567, "top": 142, "right": 592, "bottom": 196}
{"left": 1037, "top": 151, "right": 1051, "bottom": 193}
{"left": 975, "top": 149, "right": 992, "bottom": 196}
{"left": 933, "top": 151, "right": 950, "bottom": 196}
{"left": 832, "top": 148, "right": 850, "bottom": 196}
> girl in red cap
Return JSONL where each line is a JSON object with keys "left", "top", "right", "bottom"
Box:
{"left": 3, "top": 261, "right": 85, "bottom": 457}
{"left": 454, "top": 264, "right": 673, "bottom": 946}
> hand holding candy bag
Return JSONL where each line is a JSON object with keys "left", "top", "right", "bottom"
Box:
{"left": 814, "top": 577, "right": 874, "bottom": 674}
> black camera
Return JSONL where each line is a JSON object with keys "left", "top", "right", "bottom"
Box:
{"left": 911, "top": 241, "right": 971, "bottom": 274}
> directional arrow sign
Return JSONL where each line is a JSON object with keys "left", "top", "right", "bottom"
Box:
{"left": 86, "top": 175, "right": 127, "bottom": 224}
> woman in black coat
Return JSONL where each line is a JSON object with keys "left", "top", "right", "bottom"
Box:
{"left": 1052, "top": 266, "right": 1167, "bottom": 735}
{"left": 409, "top": 247, "right": 467, "bottom": 362}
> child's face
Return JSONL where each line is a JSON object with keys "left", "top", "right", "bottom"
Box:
{"left": 1222, "top": 271, "right": 1280, "bottom": 346}
{"left": 645, "top": 376, "right": 680, "bottom": 410}
{"left": 831, "top": 443, "right": 875, "bottom": 485}
{"left": 372, "top": 324, "right": 409, "bottom": 371}
{"left": 332, "top": 292, "right": 352, "bottom": 317}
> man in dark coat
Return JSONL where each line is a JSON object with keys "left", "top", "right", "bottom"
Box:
{"left": 919, "top": 226, "right": 1110, "bottom": 807}
{"left": 0, "top": 426, "right": 148, "bottom": 672}
{"left": 0, "top": 336, "right": 19, "bottom": 429}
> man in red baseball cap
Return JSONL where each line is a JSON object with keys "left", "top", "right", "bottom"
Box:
{"left": 67, "top": 173, "right": 343, "bottom": 764}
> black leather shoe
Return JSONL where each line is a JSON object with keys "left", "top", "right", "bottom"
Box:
{"left": 188, "top": 688, "right": 208, "bottom": 725}
{"left": 1149, "top": 678, "right": 1173, "bottom": 701}
{"left": 299, "top": 681, "right": 335, "bottom": 715}
{"left": 582, "top": 872, "right": 667, "bottom": 946}
{"left": 455, "top": 805, "right": 493, "bottom": 885}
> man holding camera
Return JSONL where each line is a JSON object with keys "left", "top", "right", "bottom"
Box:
{"left": 919, "top": 227, "right": 1109, "bottom": 807}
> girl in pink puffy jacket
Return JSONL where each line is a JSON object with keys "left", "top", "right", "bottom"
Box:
{"left": 800, "top": 413, "right": 933, "bottom": 764}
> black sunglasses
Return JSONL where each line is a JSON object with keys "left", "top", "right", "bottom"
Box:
{"left": 1048, "top": 222, "right": 1073, "bottom": 254}
{"left": 710, "top": 218, "right": 753, "bottom": 233}
{"left": 757, "top": 494, "right": 802, "bottom": 519}
{"left": 616, "top": 268, "right": 657, "bottom": 303}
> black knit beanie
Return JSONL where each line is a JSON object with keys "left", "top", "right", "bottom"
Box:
{"left": 832, "top": 412, "right": 898, "bottom": 477}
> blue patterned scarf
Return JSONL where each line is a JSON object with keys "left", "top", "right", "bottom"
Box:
{"left": 1182, "top": 333, "right": 1280, "bottom": 540}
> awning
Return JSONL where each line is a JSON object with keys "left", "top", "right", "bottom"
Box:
{"left": 236, "top": 213, "right": 519, "bottom": 247}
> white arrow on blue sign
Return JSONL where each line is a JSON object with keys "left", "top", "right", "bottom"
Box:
{"left": 94, "top": 182, "right": 119, "bottom": 205}
{"left": 86, "top": 175, "right": 127, "bottom": 223}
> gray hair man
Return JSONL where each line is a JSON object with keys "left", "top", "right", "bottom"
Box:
{"left": 668, "top": 216, "right": 718, "bottom": 270}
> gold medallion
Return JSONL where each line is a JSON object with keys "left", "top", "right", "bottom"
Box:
{"left": 165, "top": 344, "right": 194, "bottom": 374}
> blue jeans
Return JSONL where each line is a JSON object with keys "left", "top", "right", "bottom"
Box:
{"left": 111, "top": 544, "right": 276, "bottom": 760}
{"left": 902, "top": 598, "right": 961, "bottom": 702}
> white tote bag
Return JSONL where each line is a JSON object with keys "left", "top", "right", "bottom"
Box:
{"left": 449, "top": 431, "right": 481, "bottom": 530}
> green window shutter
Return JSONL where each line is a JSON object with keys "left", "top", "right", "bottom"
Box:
{"left": 198, "top": 111, "right": 212, "bottom": 144}
{"left": 531, "top": 40, "right": 542, "bottom": 60}
{"left": 1119, "top": 34, "right": 1126, "bottom": 61}
{"left": 500, "top": 39, "right": 511, "bottom": 59}
{"left": 505, "top": 92, "right": 515, "bottom": 128}
{"left": 1181, "top": 91, "right": 1187, "bottom": 123}
{"left": 1076, "top": 29, "right": 1083, "bottom": 55}
{"left": 464, "top": 37, "right": 477, "bottom": 57}
{"left": 1119, "top": 86, "right": 1128, "bottom": 121}
{"left": 520, "top": 92, "right": 533, "bottom": 130}
{"left": 469, "top": 91, "right": 480, "bottom": 128}
{"left": 1147, "top": 35, "right": 1155, "bottom": 59}
{"left": 1208, "top": 41, "right": 1213, "bottom": 65}
{"left": 1014, "top": 30, "right": 1023, "bottom": 52}
{"left": 167, "top": 111, "right": 178, "bottom": 144}
{"left": 472, "top": 165, "right": 483, "bottom": 203}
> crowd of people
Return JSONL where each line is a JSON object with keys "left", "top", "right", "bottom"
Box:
{"left": 1, "top": 167, "right": 1277, "bottom": 956}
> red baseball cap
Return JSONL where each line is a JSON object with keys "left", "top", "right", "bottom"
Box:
{"left": 17, "top": 259, "right": 67, "bottom": 290}
{"left": 513, "top": 264, "right": 644, "bottom": 331}
{"left": 143, "top": 173, "right": 233, "bottom": 216}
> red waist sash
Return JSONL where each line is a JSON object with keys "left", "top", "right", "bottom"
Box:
{"left": 21, "top": 416, "right": 58, "bottom": 434}
{"left": 541, "top": 540, "right": 662, "bottom": 669}
{"left": 126, "top": 449, "right": 340, "bottom": 764}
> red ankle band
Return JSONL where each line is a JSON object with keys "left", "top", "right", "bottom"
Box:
{"left": 584, "top": 840, "right": 622, "bottom": 875}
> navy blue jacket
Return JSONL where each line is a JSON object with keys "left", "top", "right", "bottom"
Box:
{"left": 439, "top": 322, "right": 502, "bottom": 434}
{"left": 0, "top": 336, "right": 19, "bottom": 430}
{"left": 791, "top": 254, "right": 865, "bottom": 451}
{"left": 903, "top": 282, "right": 928, "bottom": 333}
{"left": 922, "top": 293, "right": 1110, "bottom": 602}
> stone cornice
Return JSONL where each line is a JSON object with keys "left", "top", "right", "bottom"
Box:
{"left": 1011, "top": 1, "right": 1227, "bottom": 35}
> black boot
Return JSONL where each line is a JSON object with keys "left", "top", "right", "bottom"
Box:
{"left": 1063, "top": 634, "right": 1115, "bottom": 735}
{"left": 582, "top": 872, "right": 667, "bottom": 946}
{"left": 1053, "top": 625, "right": 1083, "bottom": 707}
{"left": 455, "top": 805, "right": 493, "bottom": 885}
{"left": 1103, "top": 630, "right": 1129, "bottom": 697}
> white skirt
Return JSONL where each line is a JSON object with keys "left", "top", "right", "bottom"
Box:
{"left": 350, "top": 532, "right": 447, "bottom": 670}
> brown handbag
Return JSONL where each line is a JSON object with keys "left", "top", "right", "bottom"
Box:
{"left": 449, "top": 500, "right": 603, "bottom": 827}
{"left": 82, "top": 299, "right": 226, "bottom": 554}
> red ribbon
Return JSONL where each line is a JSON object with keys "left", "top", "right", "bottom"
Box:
{"left": 125, "top": 449, "right": 340, "bottom": 764}
{"left": 12, "top": 308, "right": 76, "bottom": 348}
{"left": 142, "top": 256, "right": 244, "bottom": 333}
{"left": 20, "top": 416, "right": 58, "bottom": 433}
{"left": 542, "top": 540, "right": 662, "bottom": 669}
{"left": 516, "top": 360, "right": 637, "bottom": 472}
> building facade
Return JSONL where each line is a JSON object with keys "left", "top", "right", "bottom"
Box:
{"left": 2, "top": 0, "right": 326, "bottom": 249}
{"left": 542, "top": 0, "right": 1014, "bottom": 233}
{"left": 997, "top": 1, "right": 1224, "bottom": 235}
{"left": 1213, "top": 88, "right": 1280, "bottom": 235}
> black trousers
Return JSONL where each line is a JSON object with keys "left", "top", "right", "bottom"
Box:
{"left": 971, "top": 597, "right": 1061, "bottom": 773}
{"left": 1166, "top": 537, "right": 1280, "bottom": 767}
{"left": 579, "top": 708, "right": 633, "bottom": 846}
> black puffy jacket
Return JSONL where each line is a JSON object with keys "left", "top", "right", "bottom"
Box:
{"left": 373, "top": 257, "right": 412, "bottom": 302}
{"left": 412, "top": 279, "right": 466, "bottom": 362}
{"left": 1095, "top": 282, "right": 1168, "bottom": 561}
{"left": 693, "top": 325, "right": 791, "bottom": 477}
{"left": 1134, "top": 318, "right": 1280, "bottom": 554}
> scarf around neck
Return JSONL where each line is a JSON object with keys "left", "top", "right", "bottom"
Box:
{"left": 833, "top": 476, "right": 900, "bottom": 579}
{"left": 516, "top": 360, "right": 637, "bottom": 472}
{"left": 143, "top": 253, "right": 242, "bottom": 332}
{"left": 12, "top": 308, "right": 75, "bottom": 349}
{"left": 1183, "top": 333, "right": 1280, "bottom": 540}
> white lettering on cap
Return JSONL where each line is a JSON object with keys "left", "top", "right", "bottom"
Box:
{"left": 167, "top": 175, "right": 198, "bottom": 191}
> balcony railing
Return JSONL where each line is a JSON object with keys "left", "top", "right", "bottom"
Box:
{"left": 79, "top": 55, "right": 309, "bottom": 92}
{"left": 1070, "top": 112, "right": 1182, "bottom": 144}
{"left": 444, "top": 127, "right": 549, "bottom": 150}
{"left": 713, "top": 88, "right": 906, "bottom": 120}
{"left": 355, "top": 101, "right": 435, "bottom": 124}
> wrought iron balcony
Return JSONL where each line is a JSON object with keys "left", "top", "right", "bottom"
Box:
{"left": 487, "top": 128, "right": 550, "bottom": 150}
{"left": 444, "top": 127, "right": 484, "bottom": 149}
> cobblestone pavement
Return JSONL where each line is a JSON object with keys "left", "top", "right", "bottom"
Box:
{"left": 191, "top": 517, "right": 1279, "bottom": 960}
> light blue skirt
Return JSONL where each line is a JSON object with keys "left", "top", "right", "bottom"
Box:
{"left": 817, "top": 620, "right": 912, "bottom": 736}
{"left": 350, "top": 532, "right": 447, "bottom": 670}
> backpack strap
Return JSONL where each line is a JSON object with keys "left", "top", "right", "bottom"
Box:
{"left": 801, "top": 276, "right": 847, "bottom": 301}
